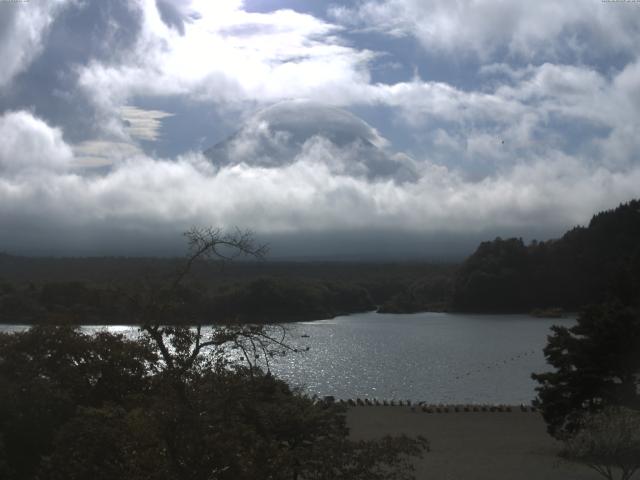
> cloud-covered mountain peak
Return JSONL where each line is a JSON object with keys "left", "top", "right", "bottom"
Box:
{"left": 205, "top": 100, "right": 417, "bottom": 182}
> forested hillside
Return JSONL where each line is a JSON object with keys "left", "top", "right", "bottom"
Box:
{"left": 452, "top": 200, "right": 640, "bottom": 312}
{"left": 0, "top": 257, "right": 453, "bottom": 324}
{"left": 1, "top": 200, "right": 637, "bottom": 321}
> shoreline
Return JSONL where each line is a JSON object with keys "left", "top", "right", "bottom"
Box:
{"left": 0, "top": 309, "right": 577, "bottom": 326}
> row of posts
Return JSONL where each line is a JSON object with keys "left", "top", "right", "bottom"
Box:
{"left": 322, "top": 396, "right": 538, "bottom": 412}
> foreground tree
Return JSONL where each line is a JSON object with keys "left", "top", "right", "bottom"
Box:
{"left": 0, "top": 228, "right": 428, "bottom": 480}
{"left": 0, "top": 326, "right": 157, "bottom": 479}
{"left": 532, "top": 303, "right": 640, "bottom": 438}
{"left": 0, "top": 325, "right": 429, "bottom": 480}
{"left": 563, "top": 407, "right": 640, "bottom": 480}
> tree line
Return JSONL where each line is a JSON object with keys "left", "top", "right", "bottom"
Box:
{"left": 0, "top": 277, "right": 375, "bottom": 325}
{"left": 0, "top": 255, "right": 455, "bottom": 324}
{"left": 452, "top": 199, "right": 640, "bottom": 312}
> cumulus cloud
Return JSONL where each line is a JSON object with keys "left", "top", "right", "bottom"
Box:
{"left": 351, "top": 59, "right": 640, "bottom": 175}
{"left": 5, "top": 0, "right": 637, "bottom": 175}
{"left": 0, "top": 110, "right": 638, "bottom": 255}
{"left": 329, "top": 0, "right": 640, "bottom": 61}
{"left": 72, "top": 140, "right": 145, "bottom": 168}
{"left": 55, "top": 0, "right": 640, "bottom": 176}
{"left": 0, "top": 0, "right": 72, "bottom": 90}
{"left": 1, "top": 2, "right": 639, "bottom": 256}
{"left": 75, "top": 0, "right": 373, "bottom": 125}
{"left": 0, "top": 111, "right": 72, "bottom": 175}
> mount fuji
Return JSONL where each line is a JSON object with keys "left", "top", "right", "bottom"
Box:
{"left": 205, "top": 100, "right": 417, "bottom": 183}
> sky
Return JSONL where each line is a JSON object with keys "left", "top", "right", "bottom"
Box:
{"left": 0, "top": 0, "right": 639, "bottom": 258}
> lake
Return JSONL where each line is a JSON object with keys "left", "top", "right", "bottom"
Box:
{"left": 270, "top": 311, "right": 576, "bottom": 405}
{"left": 0, "top": 312, "right": 573, "bottom": 404}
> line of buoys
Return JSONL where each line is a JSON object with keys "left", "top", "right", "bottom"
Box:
{"left": 329, "top": 398, "right": 538, "bottom": 413}
{"left": 453, "top": 349, "right": 541, "bottom": 381}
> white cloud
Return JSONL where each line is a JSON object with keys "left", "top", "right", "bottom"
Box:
{"left": 72, "top": 140, "right": 144, "bottom": 168}
{"left": 75, "top": 0, "right": 374, "bottom": 125}
{"left": 0, "top": 111, "right": 638, "bottom": 254}
{"left": 349, "top": 60, "right": 640, "bottom": 173}
{"left": 3, "top": 148, "right": 639, "bottom": 238}
{"left": 0, "top": 0, "right": 72, "bottom": 90}
{"left": 367, "top": 79, "right": 526, "bottom": 126}
{"left": 0, "top": 111, "right": 72, "bottom": 175}
{"left": 1, "top": 1, "right": 639, "bottom": 255}
{"left": 14, "top": 0, "right": 637, "bottom": 180}
{"left": 330, "top": 0, "right": 640, "bottom": 61}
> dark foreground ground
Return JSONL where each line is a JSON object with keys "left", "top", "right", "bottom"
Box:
{"left": 347, "top": 407, "right": 601, "bottom": 480}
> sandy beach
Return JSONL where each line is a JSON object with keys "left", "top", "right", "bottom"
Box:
{"left": 347, "top": 406, "right": 600, "bottom": 480}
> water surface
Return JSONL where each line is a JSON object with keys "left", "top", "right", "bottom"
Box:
{"left": 0, "top": 312, "right": 573, "bottom": 404}
{"left": 269, "top": 311, "right": 573, "bottom": 404}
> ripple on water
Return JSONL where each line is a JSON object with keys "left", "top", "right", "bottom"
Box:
{"left": 0, "top": 312, "right": 574, "bottom": 404}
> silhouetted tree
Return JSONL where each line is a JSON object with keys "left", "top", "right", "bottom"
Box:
{"left": 532, "top": 303, "right": 640, "bottom": 438}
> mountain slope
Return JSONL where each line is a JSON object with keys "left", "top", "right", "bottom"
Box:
{"left": 204, "top": 100, "right": 417, "bottom": 182}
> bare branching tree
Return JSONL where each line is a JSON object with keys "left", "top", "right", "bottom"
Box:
{"left": 171, "top": 227, "right": 268, "bottom": 291}
{"left": 131, "top": 227, "right": 303, "bottom": 380}
{"left": 128, "top": 228, "right": 302, "bottom": 479}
